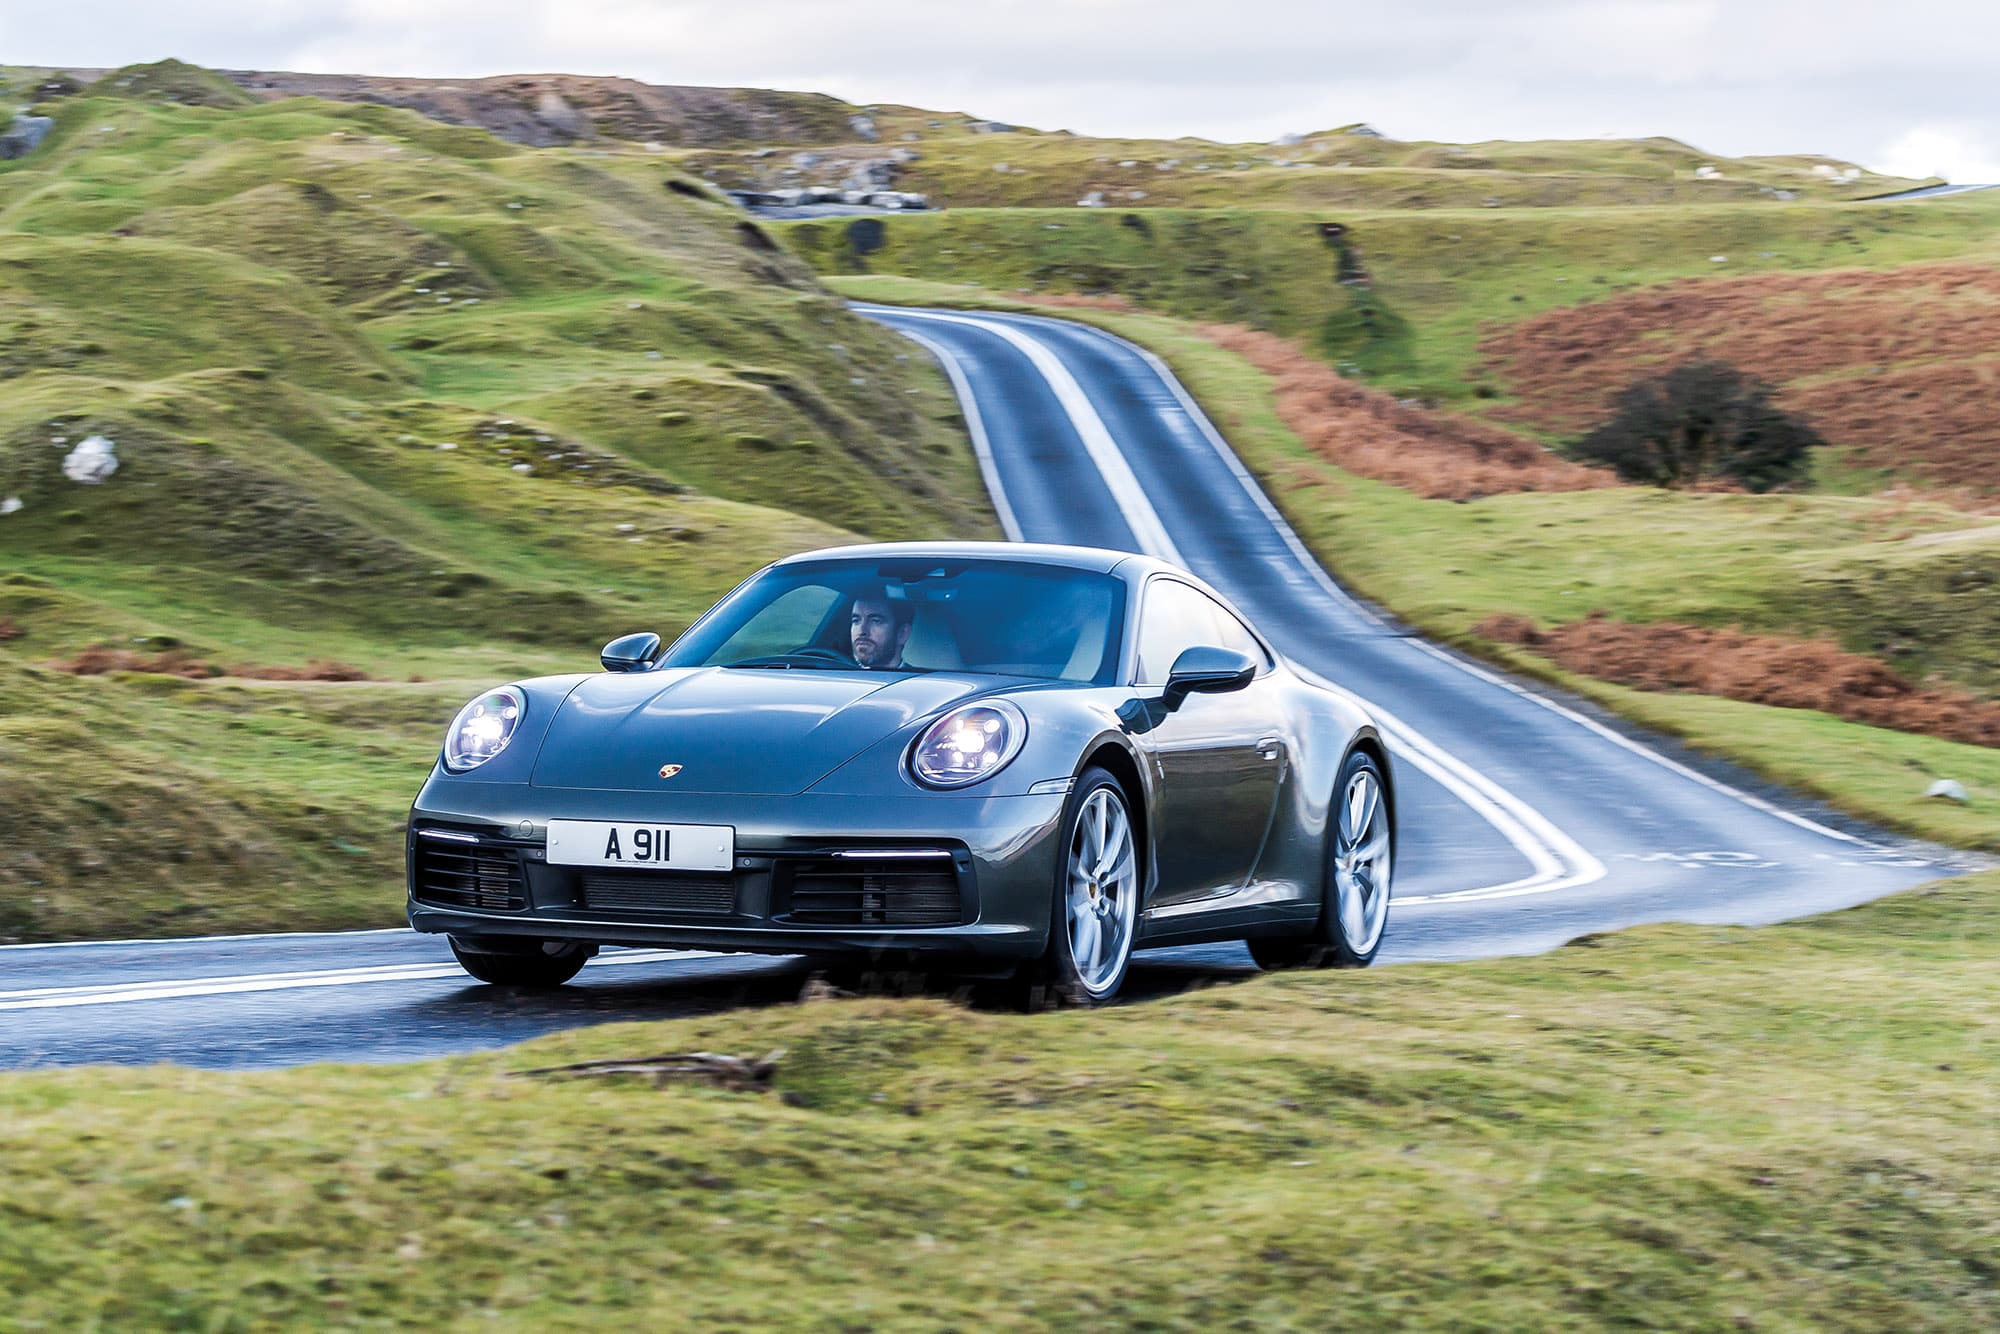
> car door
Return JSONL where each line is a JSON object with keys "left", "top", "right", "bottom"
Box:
{"left": 1131, "top": 578, "right": 1288, "bottom": 908}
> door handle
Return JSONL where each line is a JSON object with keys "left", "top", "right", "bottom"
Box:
{"left": 1256, "top": 738, "right": 1283, "bottom": 761}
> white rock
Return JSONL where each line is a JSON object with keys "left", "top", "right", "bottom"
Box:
{"left": 0, "top": 496, "right": 20, "bottom": 515}
{"left": 436, "top": 442, "right": 457, "bottom": 450}
{"left": 511, "top": 463, "right": 534, "bottom": 474}
{"left": 1077, "top": 191, "right": 1105, "bottom": 207}
{"left": 62, "top": 435, "right": 118, "bottom": 484}
{"left": 1924, "top": 779, "right": 1969, "bottom": 803}
{"left": 615, "top": 522, "right": 637, "bottom": 532}
{"left": 1710, "top": 255, "right": 1728, "bottom": 263}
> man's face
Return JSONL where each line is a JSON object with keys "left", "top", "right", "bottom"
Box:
{"left": 851, "top": 598, "right": 909, "bottom": 668}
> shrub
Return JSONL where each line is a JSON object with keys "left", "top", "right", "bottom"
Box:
{"left": 1570, "top": 360, "right": 1822, "bottom": 491}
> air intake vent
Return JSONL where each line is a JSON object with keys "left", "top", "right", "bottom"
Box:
{"left": 413, "top": 844, "right": 526, "bottom": 911}
{"left": 579, "top": 871, "right": 736, "bottom": 917}
{"left": 787, "top": 865, "right": 964, "bottom": 926}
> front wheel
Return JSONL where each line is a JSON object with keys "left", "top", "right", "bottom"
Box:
{"left": 1014, "top": 767, "right": 1142, "bottom": 1008}
{"left": 449, "top": 935, "right": 593, "bottom": 988}
{"left": 1249, "top": 748, "right": 1392, "bottom": 971}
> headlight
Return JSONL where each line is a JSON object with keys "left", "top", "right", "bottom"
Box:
{"left": 443, "top": 687, "right": 525, "bottom": 772}
{"left": 909, "top": 700, "right": 1027, "bottom": 789}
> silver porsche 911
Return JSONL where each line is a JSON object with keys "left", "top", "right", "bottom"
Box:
{"left": 406, "top": 542, "right": 1392, "bottom": 1005}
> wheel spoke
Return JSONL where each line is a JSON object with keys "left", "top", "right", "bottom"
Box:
{"left": 1353, "top": 827, "right": 1390, "bottom": 869}
{"left": 1093, "top": 808, "right": 1129, "bottom": 879}
{"left": 1069, "top": 877, "right": 1094, "bottom": 915}
{"left": 1339, "top": 877, "right": 1367, "bottom": 942}
{"left": 1073, "top": 911, "right": 1102, "bottom": 975}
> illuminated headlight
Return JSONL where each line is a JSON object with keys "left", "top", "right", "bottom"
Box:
{"left": 909, "top": 700, "right": 1027, "bottom": 789}
{"left": 443, "top": 687, "right": 525, "bottom": 773}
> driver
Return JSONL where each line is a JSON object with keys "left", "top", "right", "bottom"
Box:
{"left": 850, "top": 588, "right": 913, "bottom": 670}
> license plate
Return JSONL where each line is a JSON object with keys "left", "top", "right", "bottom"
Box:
{"left": 546, "top": 820, "right": 734, "bottom": 872}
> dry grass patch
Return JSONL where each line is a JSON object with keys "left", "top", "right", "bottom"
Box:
{"left": 1201, "top": 324, "right": 1615, "bottom": 499}
{"left": 49, "top": 645, "right": 375, "bottom": 682}
{"left": 1478, "top": 613, "right": 2000, "bottom": 748}
{"left": 1478, "top": 260, "right": 2000, "bottom": 492}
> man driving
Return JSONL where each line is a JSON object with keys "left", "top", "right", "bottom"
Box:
{"left": 850, "top": 589, "right": 913, "bottom": 669}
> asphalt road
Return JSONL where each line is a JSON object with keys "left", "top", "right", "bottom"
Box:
{"left": 1863, "top": 182, "right": 1998, "bottom": 201}
{"left": 2, "top": 307, "right": 1973, "bottom": 1071}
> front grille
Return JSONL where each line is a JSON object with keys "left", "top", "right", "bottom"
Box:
{"left": 786, "top": 865, "right": 964, "bottom": 926}
{"left": 579, "top": 870, "right": 736, "bottom": 916}
{"left": 413, "top": 844, "right": 526, "bottom": 911}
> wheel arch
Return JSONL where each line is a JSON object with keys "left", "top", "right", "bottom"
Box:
{"left": 1344, "top": 725, "right": 1393, "bottom": 825}
{"left": 1080, "top": 740, "right": 1150, "bottom": 894}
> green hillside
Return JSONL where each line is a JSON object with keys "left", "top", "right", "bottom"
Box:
{"left": 0, "top": 73, "right": 994, "bottom": 665}
{"left": 779, "top": 196, "right": 2000, "bottom": 408}
{"left": 0, "top": 67, "right": 997, "bottom": 942}
{"left": 685, "top": 119, "right": 1930, "bottom": 210}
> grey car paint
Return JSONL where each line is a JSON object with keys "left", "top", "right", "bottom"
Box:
{"left": 406, "top": 541, "right": 1386, "bottom": 965}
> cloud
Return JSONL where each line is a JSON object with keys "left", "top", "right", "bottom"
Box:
{"left": 1876, "top": 124, "right": 2000, "bottom": 184}
{"left": 5, "top": 0, "right": 1996, "bottom": 177}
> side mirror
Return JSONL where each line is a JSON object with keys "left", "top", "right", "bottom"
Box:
{"left": 1162, "top": 645, "right": 1256, "bottom": 710}
{"left": 600, "top": 631, "right": 663, "bottom": 673}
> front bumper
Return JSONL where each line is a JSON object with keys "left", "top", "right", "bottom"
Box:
{"left": 405, "top": 780, "right": 1068, "bottom": 962}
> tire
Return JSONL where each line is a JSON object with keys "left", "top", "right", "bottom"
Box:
{"left": 449, "top": 935, "right": 593, "bottom": 988}
{"left": 1249, "top": 747, "right": 1392, "bottom": 971}
{"left": 1013, "top": 766, "right": 1142, "bottom": 1008}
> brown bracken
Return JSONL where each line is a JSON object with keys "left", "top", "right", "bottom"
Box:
{"left": 1477, "top": 613, "right": 2000, "bottom": 748}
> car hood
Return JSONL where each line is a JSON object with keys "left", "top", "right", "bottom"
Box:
{"left": 529, "top": 667, "right": 997, "bottom": 795}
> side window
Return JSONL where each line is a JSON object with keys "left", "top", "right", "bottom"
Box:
{"left": 1135, "top": 580, "right": 1272, "bottom": 683}
{"left": 1210, "top": 603, "right": 1275, "bottom": 671}
{"left": 1135, "top": 581, "right": 1224, "bottom": 684}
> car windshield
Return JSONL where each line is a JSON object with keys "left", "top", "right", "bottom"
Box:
{"left": 661, "top": 558, "right": 1127, "bottom": 684}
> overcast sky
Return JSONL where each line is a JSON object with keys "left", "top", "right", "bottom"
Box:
{"left": 9, "top": 1, "right": 1999, "bottom": 181}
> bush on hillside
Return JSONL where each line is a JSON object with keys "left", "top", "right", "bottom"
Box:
{"left": 1568, "top": 359, "right": 1823, "bottom": 491}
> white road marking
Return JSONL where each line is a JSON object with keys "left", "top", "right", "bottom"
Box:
{"left": 1038, "top": 314, "right": 1894, "bottom": 856}
{"left": 857, "top": 306, "right": 1186, "bottom": 565}
{"left": 890, "top": 324, "right": 1024, "bottom": 543}
{"left": 871, "top": 304, "right": 1605, "bottom": 904}
{"left": 0, "top": 949, "right": 727, "bottom": 1012}
{"left": 0, "top": 926, "right": 415, "bottom": 953}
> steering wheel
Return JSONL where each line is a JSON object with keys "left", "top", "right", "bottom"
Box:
{"left": 724, "top": 647, "right": 855, "bottom": 668}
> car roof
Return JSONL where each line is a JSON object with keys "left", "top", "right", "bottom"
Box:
{"left": 775, "top": 540, "right": 1177, "bottom": 580}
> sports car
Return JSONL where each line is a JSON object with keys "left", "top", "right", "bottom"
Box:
{"left": 405, "top": 542, "right": 1393, "bottom": 1004}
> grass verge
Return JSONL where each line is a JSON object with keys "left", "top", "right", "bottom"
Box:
{"left": 1, "top": 873, "right": 1993, "bottom": 1327}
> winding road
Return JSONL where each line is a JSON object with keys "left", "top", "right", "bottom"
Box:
{"left": 1, "top": 306, "right": 1970, "bottom": 1070}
